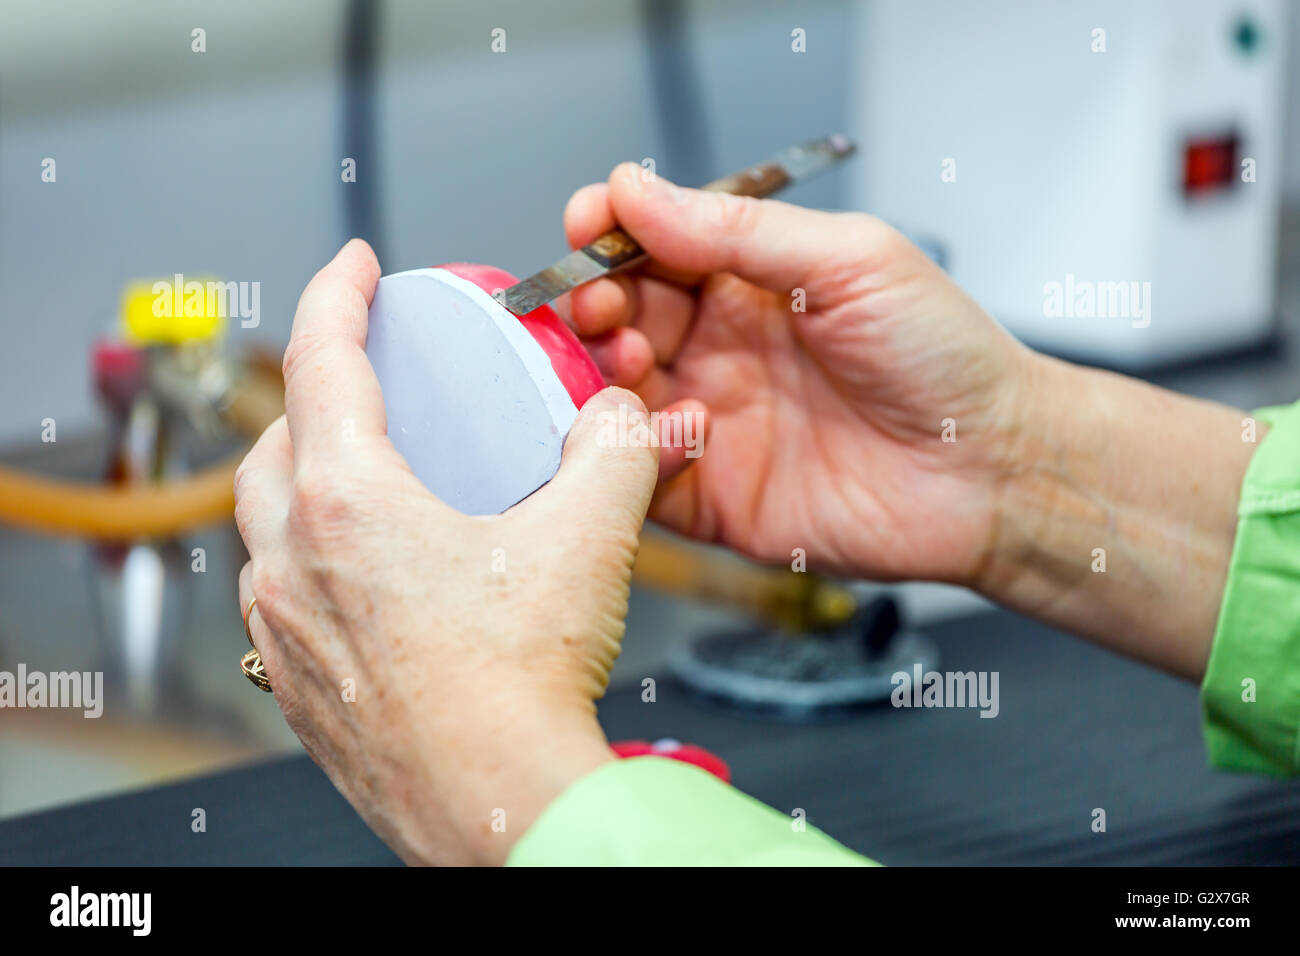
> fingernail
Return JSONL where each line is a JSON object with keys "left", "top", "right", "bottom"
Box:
{"left": 588, "top": 385, "right": 644, "bottom": 415}
{"left": 625, "top": 163, "right": 689, "bottom": 205}
{"left": 643, "top": 174, "right": 690, "bottom": 206}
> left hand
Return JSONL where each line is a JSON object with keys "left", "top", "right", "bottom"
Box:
{"left": 234, "top": 239, "right": 661, "bottom": 865}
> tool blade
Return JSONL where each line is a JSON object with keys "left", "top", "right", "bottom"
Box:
{"left": 494, "top": 248, "right": 611, "bottom": 316}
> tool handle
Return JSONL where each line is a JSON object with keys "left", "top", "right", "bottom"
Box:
{"left": 575, "top": 160, "right": 794, "bottom": 273}
{"left": 633, "top": 530, "right": 857, "bottom": 632}
{"left": 579, "top": 227, "right": 645, "bottom": 271}
{"left": 701, "top": 161, "right": 792, "bottom": 198}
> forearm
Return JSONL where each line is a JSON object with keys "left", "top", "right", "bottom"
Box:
{"left": 976, "top": 353, "right": 1259, "bottom": 680}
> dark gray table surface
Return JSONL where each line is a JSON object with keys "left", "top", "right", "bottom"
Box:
{"left": 3, "top": 608, "right": 1298, "bottom": 866}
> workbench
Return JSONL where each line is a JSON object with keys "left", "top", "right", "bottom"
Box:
{"left": 3, "top": 609, "right": 1297, "bottom": 866}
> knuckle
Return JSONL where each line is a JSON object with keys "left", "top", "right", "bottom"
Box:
{"left": 847, "top": 212, "right": 909, "bottom": 258}
{"left": 280, "top": 336, "right": 321, "bottom": 383}
{"left": 233, "top": 486, "right": 256, "bottom": 539}
{"left": 715, "top": 192, "right": 763, "bottom": 239}
{"left": 232, "top": 457, "right": 260, "bottom": 540}
{"left": 232, "top": 457, "right": 250, "bottom": 499}
{"left": 250, "top": 562, "right": 289, "bottom": 625}
{"left": 289, "top": 468, "right": 352, "bottom": 536}
{"left": 232, "top": 459, "right": 252, "bottom": 505}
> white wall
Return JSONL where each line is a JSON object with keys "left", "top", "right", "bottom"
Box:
{"left": 17, "top": 0, "right": 1294, "bottom": 448}
{"left": 0, "top": 0, "right": 857, "bottom": 450}
{"left": 1, "top": 0, "right": 348, "bottom": 447}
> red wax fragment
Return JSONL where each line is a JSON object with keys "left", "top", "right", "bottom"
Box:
{"left": 609, "top": 739, "right": 732, "bottom": 784}
{"left": 437, "top": 262, "right": 605, "bottom": 408}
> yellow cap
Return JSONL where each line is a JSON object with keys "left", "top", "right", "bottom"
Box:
{"left": 121, "top": 277, "right": 226, "bottom": 345}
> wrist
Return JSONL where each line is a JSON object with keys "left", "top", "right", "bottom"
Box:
{"left": 428, "top": 695, "right": 615, "bottom": 866}
{"left": 972, "top": 349, "right": 1255, "bottom": 677}
{"left": 974, "top": 350, "right": 1123, "bottom": 603}
{"left": 962, "top": 345, "right": 1062, "bottom": 594}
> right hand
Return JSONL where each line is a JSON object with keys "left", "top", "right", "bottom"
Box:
{"left": 562, "top": 162, "right": 1038, "bottom": 586}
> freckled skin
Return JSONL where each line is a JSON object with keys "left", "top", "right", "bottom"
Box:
{"left": 241, "top": 404, "right": 651, "bottom": 865}
{"left": 236, "top": 241, "right": 658, "bottom": 866}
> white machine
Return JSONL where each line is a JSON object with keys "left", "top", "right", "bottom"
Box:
{"left": 851, "top": 0, "right": 1289, "bottom": 368}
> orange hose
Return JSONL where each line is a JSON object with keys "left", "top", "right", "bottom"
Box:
{"left": 0, "top": 456, "right": 241, "bottom": 541}
{"left": 0, "top": 361, "right": 853, "bottom": 630}
{"left": 0, "top": 363, "right": 282, "bottom": 542}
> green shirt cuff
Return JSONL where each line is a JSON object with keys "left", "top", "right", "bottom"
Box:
{"left": 506, "top": 756, "right": 877, "bottom": 866}
{"left": 1201, "top": 402, "right": 1300, "bottom": 776}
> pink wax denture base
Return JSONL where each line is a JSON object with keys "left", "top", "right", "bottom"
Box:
{"left": 365, "top": 263, "right": 604, "bottom": 516}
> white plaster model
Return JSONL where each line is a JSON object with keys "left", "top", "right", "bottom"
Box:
{"left": 366, "top": 268, "right": 578, "bottom": 515}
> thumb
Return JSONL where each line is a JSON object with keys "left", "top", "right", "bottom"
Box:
{"left": 510, "top": 388, "right": 657, "bottom": 703}
{"left": 605, "top": 161, "right": 877, "bottom": 297}
{"left": 517, "top": 387, "right": 658, "bottom": 541}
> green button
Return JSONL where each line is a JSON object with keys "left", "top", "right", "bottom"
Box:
{"left": 1234, "top": 16, "right": 1261, "bottom": 56}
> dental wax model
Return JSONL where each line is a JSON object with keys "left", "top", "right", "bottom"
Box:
{"left": 366, "top": 263, "right": 604, "bottom": 515}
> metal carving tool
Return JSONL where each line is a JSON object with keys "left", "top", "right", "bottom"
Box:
{"left": 494, "top": 134, "right": 856, "bottom": 317}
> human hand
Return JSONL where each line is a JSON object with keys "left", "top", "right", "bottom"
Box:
{"left": 563, "top": 164, "right": 1036, "bottom": 586}
{"left": 234, "top": 240, "right": 660, "bottom": 865}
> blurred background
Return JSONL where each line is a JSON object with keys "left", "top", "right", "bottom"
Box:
{"left": 2, "top": 0, "right": 1299, "bottom": 829}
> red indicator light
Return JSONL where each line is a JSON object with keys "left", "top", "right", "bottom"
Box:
{"left": 1183, "top": 133, "right": 1239, "bottom": 196}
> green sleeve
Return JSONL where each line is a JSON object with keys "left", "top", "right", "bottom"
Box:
{"left": 1201, "top": 401, "right": 1300, "bottom": 776}
{"left": 506, "top": 756, "right": 877, "bottom": 866}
